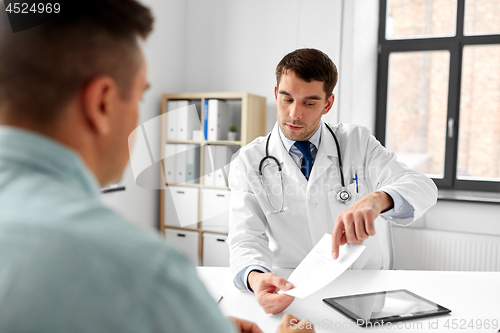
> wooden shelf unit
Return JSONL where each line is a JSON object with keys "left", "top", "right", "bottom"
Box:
{"left": 159, "top": 92, "right": 266, "bottom": 265}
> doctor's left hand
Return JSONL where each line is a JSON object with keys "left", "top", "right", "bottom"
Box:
{"left": 248, "top": 271, "right": 295, "bottom": 314}
{"left": 331, "top": 191, "right": 393, "bottom": 259}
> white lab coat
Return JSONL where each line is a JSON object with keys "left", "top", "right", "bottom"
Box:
{"left": 228, "top": 121, "right": 437, "bottom": 283}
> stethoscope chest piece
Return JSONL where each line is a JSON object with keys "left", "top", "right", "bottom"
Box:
{"left": 336, "top": 188, "right": 352, "bottom": 204}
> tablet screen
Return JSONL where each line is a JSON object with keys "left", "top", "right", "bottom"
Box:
{"left": 323, "top": 289, "right": 451, "bottom": 326}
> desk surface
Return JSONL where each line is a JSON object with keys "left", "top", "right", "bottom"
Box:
{"left": 196, "top": 267, "right": 500, "bottom": 333}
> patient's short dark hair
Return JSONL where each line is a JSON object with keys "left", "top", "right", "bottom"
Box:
{"left": 0, "top": 0, "right": 154, "bottom": 123}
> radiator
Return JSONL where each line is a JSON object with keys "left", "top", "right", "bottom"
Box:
{"left": 392, "top": 227, "right": 500, "bottom": 271}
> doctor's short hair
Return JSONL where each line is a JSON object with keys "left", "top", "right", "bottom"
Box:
{"left": 0, "top": 0, "right": 154, "bottom": 124}
{"left": 275, "top": 48, "right": 338, "bottom": 98}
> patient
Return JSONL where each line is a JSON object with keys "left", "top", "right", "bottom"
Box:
{"left": 0, "top": 1, "right": 311, "bottom": 332}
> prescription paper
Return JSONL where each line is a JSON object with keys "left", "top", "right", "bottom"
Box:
{"left": 279, "top": 234, "right": 365, "bottom": 298}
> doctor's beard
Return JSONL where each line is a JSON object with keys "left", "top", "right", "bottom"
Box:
{"left": 278, "top": 119, "right": 320, "bottom": 142}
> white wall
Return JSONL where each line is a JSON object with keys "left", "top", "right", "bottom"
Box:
{"left": 183, "top": 0, "right": 343, "bottom": 131}
{"left": 337, "top": 0, "right": 379, "bottom": 132}
{"left": 414, "top": 201, "right": 500, "bottom": 236}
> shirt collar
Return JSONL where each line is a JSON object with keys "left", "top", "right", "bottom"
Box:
{"left": 0, "top": 126, "right": 101, "bottom": 198}
{"left": 278, "top": 121, "right": 322, "bottom": 152}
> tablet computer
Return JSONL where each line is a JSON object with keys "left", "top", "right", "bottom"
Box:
{"left": 323, "top": 289, "right": 451, "bottom": 327}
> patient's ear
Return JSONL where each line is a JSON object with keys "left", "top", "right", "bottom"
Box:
{"left": 81, "top": 75, "right": 118, "bottom": 135}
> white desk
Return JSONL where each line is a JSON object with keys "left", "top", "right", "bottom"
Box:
{"left": 197, "top": 267, "right": 500, "bottom": 333}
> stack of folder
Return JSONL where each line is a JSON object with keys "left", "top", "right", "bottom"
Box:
{"left": 164, "top": 99, "right": 239, "bottom": 186}
{"left": 166, "top": 99, "right": 236, "bottom": 141}
{"left": 204, "top": 145, "right": 239, "bottom": 187}
{"left": 164, "top": 144, "right": 200, "bottom": 184}
{"left": 166, "top": 100, "right": 200, "bottom": 140}
{"left": 204, "top": 99, "right": 234, "bottom": 141}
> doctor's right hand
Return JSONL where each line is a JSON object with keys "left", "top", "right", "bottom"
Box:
{"left": 247, "top": 271, "right": 295, "bottom": 314}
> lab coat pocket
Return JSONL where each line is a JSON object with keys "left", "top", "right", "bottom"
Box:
{"left": 345, "top": 181, "right": 361, "bottom": 202}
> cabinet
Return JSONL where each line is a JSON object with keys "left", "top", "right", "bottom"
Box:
{"left": 164, "top": 229, "right": 199, "bottom": 266}
{"left": 202, "top": 233, "right": 229, "bottom": 267}
{"left": 201, "top": 188, "right": 230, "bottom": 233}
{"left": 164, "top": 186, "right": 198, "bottom": 229}
{"left": 159, "top": 92, "right": 267, "bottom": 265}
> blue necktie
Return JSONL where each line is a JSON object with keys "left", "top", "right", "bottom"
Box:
{"left": 294, "top": 141, "right": 314, "bottom": 180}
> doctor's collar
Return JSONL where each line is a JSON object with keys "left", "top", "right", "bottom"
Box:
{"left": 278, "top": 122, "right": 322, "bottom": 153}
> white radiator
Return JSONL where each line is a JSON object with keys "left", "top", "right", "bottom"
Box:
{"left": 392, "top": 227, "right": 500, "bottom": 271}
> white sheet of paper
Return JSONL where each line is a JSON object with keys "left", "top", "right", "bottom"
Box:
{"left": 279, "top": 234, "right": 365, "bottom": 298}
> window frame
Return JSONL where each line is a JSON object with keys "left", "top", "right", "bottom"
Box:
{"left": 376, "top": 0, "right": 500, "bottom": 192}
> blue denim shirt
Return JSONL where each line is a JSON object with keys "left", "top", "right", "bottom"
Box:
{"left": 0, "top": 126, "right": 235, "bottom": 333}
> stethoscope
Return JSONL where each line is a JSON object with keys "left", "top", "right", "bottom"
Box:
{"left": 259, "top": 123, "right": 352, "bottom": 214}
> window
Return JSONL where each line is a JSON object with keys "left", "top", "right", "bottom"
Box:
{"left": 377, "top": 0, "right": 500, "bottom": 192}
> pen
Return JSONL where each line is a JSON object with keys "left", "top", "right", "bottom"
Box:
{"left": 216, "top": 295, "right": 223, "bottom": 305}
{"left": 353, "top": 173, "right": 359, "bottom": 193}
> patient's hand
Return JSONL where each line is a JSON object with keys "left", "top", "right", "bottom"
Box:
{"left": 247, "top": 271, "right": 294, "bottom": 314}
{"left": 278, "top": 314, "right": 315, "bottom": 333}
{"left": 227, "top": 316, "right": 263, "bottom": 333}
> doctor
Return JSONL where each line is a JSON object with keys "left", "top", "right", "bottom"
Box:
{"left": 227, "top": 48, "right": 438, "bottom": 315}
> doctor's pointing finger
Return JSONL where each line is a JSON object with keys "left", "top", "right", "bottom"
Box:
{"left": 331, "top": 191, "right": 394, "bottom": 259}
